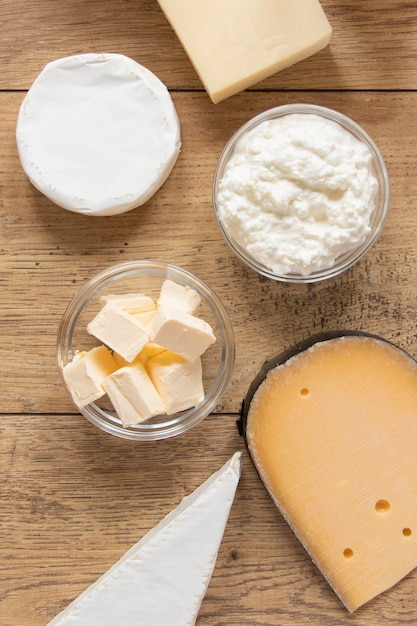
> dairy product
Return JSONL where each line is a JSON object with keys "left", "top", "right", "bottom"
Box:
{"left": 100, "top": 293, "right": 157, "bottom": 326}
{"left": 147, "top": 351, "right": 204, "bottom": 414}
{"left": 63, "top": 280, "right": 217, "bottom": 425}
{"left": 62, "top": 345, "right": 118, "bottom": 408}
{"left": 16, "top": 53, "right": 181, "bottom": 216}
{"left": 157, "top": 278, "right": 201, "bottom": 314}
{"left": 46, "top": 452, "right": 242, "bottom": 626}
{"left": 100, "top": 293, "right": 156, "bottom": 315}
{"left": 217, "top": 112, "right": 378, "bottom": 276}
{"left": 87, "top": 301, "right": 150, "bottom": 363}
{"left": 148, "top": 305, "right": 216, "bottom": 361}
{"left": 245, "top": 334, "right": 417, "bottom": 611}
{"left": 103, "top": 361, "right": 166, "bottom": 427}
{"left": 156, "top": 0, "right": 332, "bottom": 103}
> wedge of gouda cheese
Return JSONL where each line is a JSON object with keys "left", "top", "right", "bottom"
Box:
{"left": 156, "top": 0, "right": 332, "bottom": 103}
{"left": 245, "top": 333, "right": 417, "bottom": 611}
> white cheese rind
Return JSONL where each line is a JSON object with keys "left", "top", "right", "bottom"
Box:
{"left": 46, "top": 452, "right": 242, "bottom": 626}
{"left": 16, "top": 53, "right": 181, "bottom": 216}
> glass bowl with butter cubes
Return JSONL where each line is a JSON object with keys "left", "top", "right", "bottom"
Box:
{"left": 57, "top": 260, "right": 235, "bottom": 440}
{"left": 213, "top": 103, "right": 390, "bottom": 283}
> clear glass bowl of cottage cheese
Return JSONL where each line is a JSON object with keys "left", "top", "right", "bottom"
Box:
{"left": 57, "top": 260, "right": 235, "bottom": 441}
{"left": 213, "top": 104, "right": 390, "bottom": 283}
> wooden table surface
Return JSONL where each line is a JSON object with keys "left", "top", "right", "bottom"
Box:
{"left": 2, "top": 1, "right": 417, "bottom": 624}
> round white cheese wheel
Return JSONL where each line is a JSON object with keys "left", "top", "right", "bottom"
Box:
{"left": 16, "top": 53, "right": 181, "bottom": 216}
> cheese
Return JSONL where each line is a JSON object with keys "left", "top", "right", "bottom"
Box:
{"left": 16, "top": 53, "right": 181, "bottom": 215}
{"left": 217, "top": 112, "right": 378, "bottom": 276}
{"left": 87, "top": 301, "right": 149, "bottom": 363}
{"left": 156, "top": 0, "right": 332, "bottom": 104}
{"left": 62, "top": 345, "right": 118, "bottom": 408}
{"left": 103, "top": 361, "right": 165, "bottom": 427}
{"left": 148, "top": 305, "right": 216, "bottom": 361}
{"left": 137, "top": 342, "right": 167, "bottom": 366}
{"left": 245, "top": 334, "right": 417, "bottom": 611}
{"left": 147, "top": 351, "right": 204, "bottom": 414}
{"left": 157, "top": 279, "right": 201, "bottom": 314}
{"left": 45, "top": 452, "right": 242, "bottom": 626}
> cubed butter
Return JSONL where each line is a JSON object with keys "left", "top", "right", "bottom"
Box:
{"left": 62, "top": 345, "right": 118, "bottom": 408}
{"left": 103, "top": 361, "right": 165, "bottom": 427}
{"left": 148, "top": 305, "right": 216, "bottom": 361}
{"left": 146, "top": 351, "right": 204, "bottom": 415}
{"left": 157, "top": 279, "right": 201, "bottom": 314}
{"left": 100, "top": 292, "right": 156, "bottom": 315}
{"left": 137, "top": 342, "right": 167, "bottom": 366}
{"left": 87, "top": 301, "right": 149, "bottom": 362}
{"left": 156, "top": 0, "right": 332, "bottom": 103}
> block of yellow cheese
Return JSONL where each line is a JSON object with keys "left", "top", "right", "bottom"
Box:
{"left": 156, "top": 0, "right": 332, "bottom": 103}
{"left": 244, "top": 333, "right": 417, "bottom": 612}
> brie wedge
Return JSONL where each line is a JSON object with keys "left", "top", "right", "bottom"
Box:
{"left": 16, "top": 53, "right": 181, "bottom": 216}
{"left": 46, "top": 452, "right": 242, "bottom": 626}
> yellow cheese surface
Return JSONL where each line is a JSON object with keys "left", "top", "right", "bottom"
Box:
{"left": 246, "top": 335, "right": 417, "bottom": 612}
{"left": 156, "top": 0, "right": 332, "bottom": 103}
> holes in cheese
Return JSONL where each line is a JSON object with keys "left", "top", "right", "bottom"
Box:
{"left": 240, "top": 331, "right": 417, "bottom": 612}
{"left": 375, "top": 499, "right": 390, "bottom": 513}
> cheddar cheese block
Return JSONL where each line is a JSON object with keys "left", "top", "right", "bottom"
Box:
{"left": 242, "top": 332, "right": 417, "bottom": 612}
{"left": 156, "top": 0, "right": 332, "bottom": 103}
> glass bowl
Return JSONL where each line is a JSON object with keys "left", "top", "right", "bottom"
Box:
{"left": 57, "top": 260, "right": 235, "bottom": 441}
{"left": 213, "top": 103, "right": 390, "bottom": 284}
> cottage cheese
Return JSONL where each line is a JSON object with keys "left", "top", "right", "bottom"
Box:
{"left": 217, "top": 113, "right": 378, "bottom": 276}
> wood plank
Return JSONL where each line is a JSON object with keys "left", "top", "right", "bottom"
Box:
{"left": 1, "top": 413, "right": 416, "bottom": 626}
{"left": 1, "top": 0, "right": 416, "bottom": 92}
{"left": 2, "top": 90, "right": 417, "bottom": 414}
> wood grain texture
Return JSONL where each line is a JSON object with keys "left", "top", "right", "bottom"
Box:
{"left": 3, "top": 91, "right": 417, "bottom": 414}
{"left": 2, "top": 414, "right": 417, "bottom": 626}
{"left": 0, "top": 0, "right": 416, "bottom": 91}
{"left": 2, "top": 1, "right": 417, "bottom": 624}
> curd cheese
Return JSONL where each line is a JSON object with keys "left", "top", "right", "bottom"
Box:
{"left": 217, "top": 113, "right": 378, "bottom": 276}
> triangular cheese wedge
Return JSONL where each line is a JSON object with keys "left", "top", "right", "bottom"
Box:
{"left": 47, "top": 452, "right": 242, "bottom": 625}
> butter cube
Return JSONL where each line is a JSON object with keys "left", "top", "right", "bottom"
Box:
{"left": 156, "top": 0, "right": 332, "bottom": 103}
{"left": 157, "top": 279, "right": 201, "bottom": 314}
{"left": 146, "top": 351, "right": 204, "bottom": 414}
{"left": 62, "top": 345, "right": 118, "bottom": 408}
{"left": 148, "top": 305, "right": 216, "bottom": 361}
{"left": 136, "top": 342, "right": 167, "bottom": 366}
{"left": 103, "top": 361, "right": 165, "bottom": 427}
{"left": 87, "top": 301, "right": 149, "bottom": 362}
{"left": 99, "top": 292, "right": 155, "bottom": 315}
